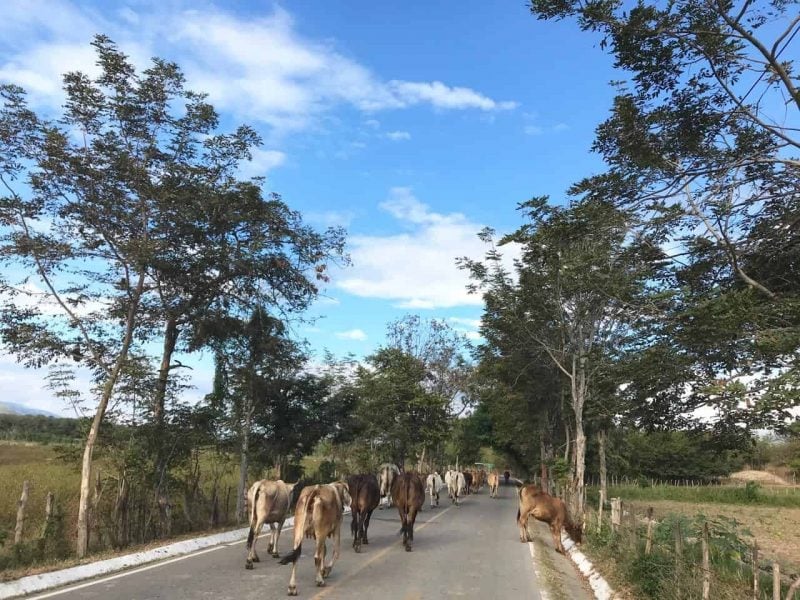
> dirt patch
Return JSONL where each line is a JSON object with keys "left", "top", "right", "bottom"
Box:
{"left": 729, "top": 470, "right": 790, "bottom": 486}
{"left": 629, "top": 499, "right": 800, "bottom": 573}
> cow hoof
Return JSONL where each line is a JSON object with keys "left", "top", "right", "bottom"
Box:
{"left": 271, "top": 552, "right": 280, "bottom": 558}
{"left": 288, "top": 586, "right": 298, "bottom": 596}
{"left": 322, "top": 566, "right": 332, "bottom": 578}
{"left": 245, "top": 561, "right": 254, "bottom": 570}
{"left": 404, "top": 545, "right": 412, "bottom": 552}
{"left": 252, "top": 555, "right": 260, "bottom": 563}
{"left": 354, "top": 545, "right": 361, "bottom": 553}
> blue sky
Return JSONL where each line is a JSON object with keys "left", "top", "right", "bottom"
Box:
{"left": 0, "top": 0, "right": 620, "bottom": 414}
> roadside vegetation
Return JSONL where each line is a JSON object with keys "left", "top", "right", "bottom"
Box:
{"left": 0, "top": 0, "right": 798, "bottom": 595}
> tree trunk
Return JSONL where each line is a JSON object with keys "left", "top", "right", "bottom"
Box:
{"left": 76, "top": 270, "right": 145, "bottom": 558}
{"left": 571, "top": 356, "right": 587, "bottom": 519}
{"left": 539, "top": 433, "right": 549, "bottom": 492}
{"left": 236, "top": 407, "right": 252, "bottom": 524}
{"left": 598, "top": 429, "right": 608, "bottom": 503}
{"left": 153, "top": 317, "right": 179, "bottom": 536}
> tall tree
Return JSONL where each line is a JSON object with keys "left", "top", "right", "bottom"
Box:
{"left": 0, "top": 36, "right": 345, "bottom": 555}
{"left": 462, "top": 199, "right": 657, "bottom": 516}
{"left": 529, "top": 0, "right": 800, "bottom": 431}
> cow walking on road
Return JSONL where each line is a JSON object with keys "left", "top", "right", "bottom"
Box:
{"left": 445, "top": 469, "right": 465, "bottom": 505}
{"left": 391, "top": 472, "right": 424, "bottom": 551}
{"left": 377, "top": 463, "right": 399, "bottom": 509}
{"left": 426, "top": 471, "right": 443, "bottom": 508}
{"left": 487, "top": 471, "right": 500, "bottom": 498}
{"left": 280, "top": 482, "right": 351, "bottom": 595}
{"left": 347, "top": 474, "right": 380, "bottom": 552}
{"left": 245, "top": 480, "right": 301, "bottom": 569}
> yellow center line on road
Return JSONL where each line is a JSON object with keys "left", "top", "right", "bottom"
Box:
{"left": 311, "top": 505, "right": 455, "bottom": 600}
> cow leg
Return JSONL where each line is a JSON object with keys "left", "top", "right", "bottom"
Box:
{"left": 551, "top": 520, "right": 566, "bottom": 554}
{"left": 518, "top": 508, "right": 533, "bottom": 543}
{"left": 405, "top": 508, "right": 417, "bottom": 551}
{"left": 287, "top": 560, "right": 298, "bottom": 596}
{"left": 323, "top": 524, "right": 341, "bottom": 578}
{"left": 246, "top": 516, "right": 265, "bottom": 568}
{"left": 363, "top": 509, "right": 373, "bottom": 545}
{"left": 314, "top": 536, "right": 326, "bottom": 586}
{"left": 353, "top": 511, "right": 362, "bottom": 553}
{"left": 272, "top": 520, "right": 284, "bottom": 557}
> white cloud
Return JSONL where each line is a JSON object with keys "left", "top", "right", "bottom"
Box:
{"left": 386, "top": 130, "right": 411, "bottom": 141}
{"left": 238, "top": 148, "right": 286, "bottom": 179}
{"left": 337, "top": 188, "right": 519, "bottom": 309}
{"left": 0, "top": 2, "right": 517, "bottom": 134}
{"left": 335, "top": 328, "right": 367, "bottom": 341}
{"left": 364, "top": 119, "right": 381, "bottom": 129}
{"left": 449, "top": 317, "right": 481, "bottom": 329}
{"left": 524, "top": 125, "right": 543, "bottom": 136}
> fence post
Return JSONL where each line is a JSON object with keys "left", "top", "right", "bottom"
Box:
{"left": 597, "top": 489, "right": 605, "bottom": 534}
{"left": 773, "top": 562, "right": 780, "bottom": 600}
{"left": 645, "top": 507, "right": 654, "bottom": 555}
{"left": 42, "top": 491, "right": 54, "bottom": 536}
{"left": 14, "top": 480, "right": 30, "bottom": 544}
{"left": 786, "top": 576, "right": 800, "bottom": 600}
{"left": 611, "top": 497, "right": 621, "bottom": 532}
{"left": 674, "top": 521, "right": 683, "bottom": 569}
{"left": 753, "top": 541, "right": 759, "bottom": 600}
{"left": 702, "top": 523, "right": 710, "bottom": 600}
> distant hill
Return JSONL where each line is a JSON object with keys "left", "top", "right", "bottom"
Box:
{"left": 0, "top": 401, "right": 61, "bottom": 417}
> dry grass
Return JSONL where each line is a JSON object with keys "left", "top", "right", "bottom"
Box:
{"left": 0, "top": 443, "right": 81, "bottom": 546}
{"left": 728, "top": 470, "right": 791, "bottom": 486}
{"left": 628, "top": 499, "right": 800, "bottom": 573}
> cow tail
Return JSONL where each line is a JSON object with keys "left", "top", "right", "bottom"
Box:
{"left": 516, "top": 485, "right": 524, "bottom": 522}
{"left": 280, "top": 487, "right": 318, "bottom": 565}
{"left": 246, "top": 485, "right": 260, "bottom": 551}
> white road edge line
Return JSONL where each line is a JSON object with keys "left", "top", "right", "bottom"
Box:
{"left": 0, "top": 508, "right": 359, "bottom": 600}
{"left": 528, "top": 541, "right": 552, "bottom": 600}
{"left": 560, "top": 532, "right": 618, "bottom": 600}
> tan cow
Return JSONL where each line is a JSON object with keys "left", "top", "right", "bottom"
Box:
{"left": 245, "top": 479, "right": 300, "bottom": 569}
{"left": 487, "top": 470, "right": 500, "bottom": 498}
{"left": 516, "top": 483, "right": 582, "bottom": 554}
{"left": 280, "top": 481, "right": 351, "bottom": 596}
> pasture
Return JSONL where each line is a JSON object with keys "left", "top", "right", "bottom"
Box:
{"left": 583, "top": 482, "right": 800, "bottom": 599}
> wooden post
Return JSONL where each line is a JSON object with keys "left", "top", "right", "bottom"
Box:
{"left": 15, "top": 480, "right": 30, "bottom": 544}
{"left": 702, "top": 523, "right": 710, "bottom": 600}
{"left": 753, "top": 541, "right": 759, "bottom": 600}
{"left": 611, "top": 497, "right": 621, "bottom": 532}
{"left": 674, "top": 521, "right": 683, "bottom": 570}
{"left": 773, "top": 562, "right": 780, "bottom": 600}
{"left": 645, "top": 507, "right": 654, "bottom": 555}
{"left": 597, "top": 489, "right": 605, "bottom": 534}
{"left": 43, "top": 491, "right": 54, "bottom": 535}
{"left": 786, "top": 576, "right": 800, "bottom": 600}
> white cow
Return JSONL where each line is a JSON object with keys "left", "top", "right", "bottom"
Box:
{"left": 426, "top": 471, "right": 444, "bottom": 508}
{"left": 377, "top": 463, "right": 400, "bottom": 509}
{"left": 445, "top": 469, "right": 465, "bottom": 506}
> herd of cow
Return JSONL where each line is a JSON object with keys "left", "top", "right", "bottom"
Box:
{"left": 244, "top": 465, "right": 572, "bottom": 596}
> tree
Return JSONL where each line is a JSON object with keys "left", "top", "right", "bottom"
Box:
{"left": 529, "top": 0, "right": 800, "bottom": 432}
{"left": 0, "top": 37, "right": 345, "bottom": 555}
{"left": 462, "top": 198, "right": 657, "bottom": 516}
{"left": 353, "top": 348, "right": 450, "bottom": 468}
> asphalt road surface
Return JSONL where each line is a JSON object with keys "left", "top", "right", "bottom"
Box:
{"left": 27, "top": 484, "right": 584, "bottom": 600}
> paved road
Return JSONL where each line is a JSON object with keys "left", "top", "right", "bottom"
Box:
{"left": 27, "top": 483, "right": 586, "bottom": 600}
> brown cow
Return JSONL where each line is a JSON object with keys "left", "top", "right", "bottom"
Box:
{"left": 347, "top": 474, "right": 380, "bottom": 552}
{"left": 280, "top": 481, "right": 351, "bottom": 595}
{"left": 462, "top": 471, "right": 474, "bottom": 495}
{"left": 516, "top": 484, "right": 582, "bottom": 554}
{"left": 391, "top": 472, "right": 424, "bottom": 551}
{"left": 487, "top": 470, "right": 500, "bottom": 498}
{"left": 245, "top": 479, "right": 301, "bottom": 569}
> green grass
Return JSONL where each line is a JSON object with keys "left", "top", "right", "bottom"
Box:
{"left": 591, "top": 483, "right": 800, "bottom": 508}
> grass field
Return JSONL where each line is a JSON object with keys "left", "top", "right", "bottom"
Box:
{"left": 0, "top": 443, "right": 81, "bottom": 546}
{"left": 599, "top": 482, "right": 800, "bottom": 508}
